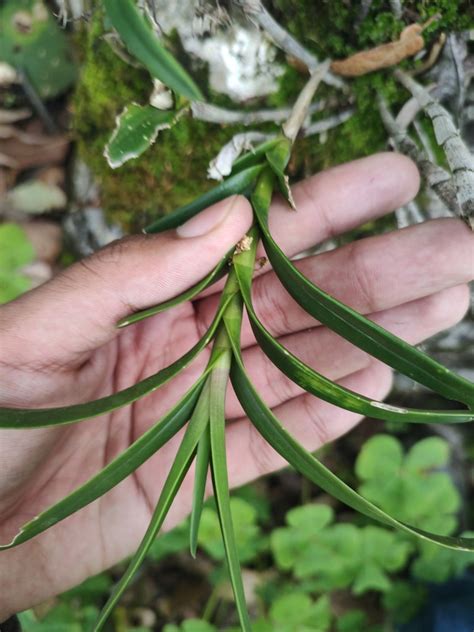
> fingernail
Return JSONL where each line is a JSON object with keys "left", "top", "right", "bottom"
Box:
{"left": 177, "top": 196, "right": 239, "bottom": 238}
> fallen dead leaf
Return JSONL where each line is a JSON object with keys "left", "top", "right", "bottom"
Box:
{"left": 0, "top": 132, "right": 69, "bottom": 171}
{"left": 331, "top": 23, "right": 427, "bottom": 77}
{"left": 5, "top": 180, "right": 67, "bottom": 214}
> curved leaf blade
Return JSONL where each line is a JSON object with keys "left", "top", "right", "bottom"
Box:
{"left": 0, "top": 291, "right": 233, "bottom": 429}
{"left": 118, "top": 250, "right": 230, "bottom": 328}
{"left": 0, "top": 378, "right": 207, "bottom": 551}
{"left": 229, "top": 352, "right": 474, "bottom": 552}
{"left": 253, "top": 201, "right": 474, "bottom": 409}
{"left": 209, "top": 344, "right": 252, "bottom": 632}
{"left": 232, "top": 233, "right": 474, "bottom": 424}
{"left": 231, "top": 137, "right": 287, "bottom": 175}
{"left": 103, "top": 0, "right": 203, "bottom": 101}
{"left": 144, "top": 164, "right": 264, "bottom": 234}
{"left": 104, "top": 103, "right": 177, "bottom": 169}
{"left": 190, "top": 423, "right": 211, "bottom": 558}
{"left": 93, "top": 380, "right": 212, "bottom": 631}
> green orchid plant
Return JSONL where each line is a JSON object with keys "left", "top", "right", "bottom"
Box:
{"left": 1, "top": 2, "right": 473, "bottom": 630}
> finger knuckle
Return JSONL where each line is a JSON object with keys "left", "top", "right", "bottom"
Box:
{"left": 300, "top": 394, "right": 332, "bottom": 447}
{"left": 346, "top": 240, "right": 377, "bottom": 314}
{"left": 253, "top": 275, "right": 294, "bottom": 337}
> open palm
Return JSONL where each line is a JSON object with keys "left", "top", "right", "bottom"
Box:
{"left": 0, "top": 153, "right": 472, "bottom": 620}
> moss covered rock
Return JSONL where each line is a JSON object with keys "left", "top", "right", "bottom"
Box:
{"left": 73, "top": 0, "right": 471, "bottom": 230}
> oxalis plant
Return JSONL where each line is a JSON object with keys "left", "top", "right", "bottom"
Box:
{"left": 1, "top": 2, "right": 474, "bottom": 631}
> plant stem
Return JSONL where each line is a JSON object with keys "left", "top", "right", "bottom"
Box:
{"left": 283, "top": 59, "right": 332, "bottom": 143}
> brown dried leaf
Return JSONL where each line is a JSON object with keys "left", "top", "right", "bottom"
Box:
{"left": 331, "top": 24, "right": 425, "bottom": 77}
{"left": 0, "top": 133, "right": 69, "bottom": 171}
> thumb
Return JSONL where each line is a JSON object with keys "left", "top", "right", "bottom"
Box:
{"left": 0, "top": 195, "right": 252, "bottom": 365}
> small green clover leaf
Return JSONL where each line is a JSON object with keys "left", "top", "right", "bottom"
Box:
{"left": 356, "top": 435, "right": 460, "bottom": 534}
{"left": 253, "top": 592, "right": 332, "bottom": 632}
{"left": 18, "top": 602, "right": 98, "bottom": 632}
{"left": 198, "top": 497, "right": 268, "bottom": 564}
{"left": 412, "top": 532, "right": 474, "bottom": 583}
{"left": 336, "top": 609, "right": 382, "bottom": 632}
{"left": 271, "top": 504, "right": 412, "bottom": 594}
{"left": 163, "top": 620, "right": 217, "bottom": 632}
{"left": 147, "top": 519, "right": 190, "bottom": 562}
{"left": 0, "top": 223, "right": 35, "bottom": 304}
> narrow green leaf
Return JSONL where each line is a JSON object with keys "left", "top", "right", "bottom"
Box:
{"left": 0, "top": 291, "right": 233, "bottom": 429}
{"left": 144, "top": 164, "right": 264, "bottom": 234}
{"left": 118, "top": 251, "right": 230, "bottom": 328}
{"left": 231, "top": 137, "right": 287, "bottom": 175}
{"left": 264, "top": 137, "right": 292, "bottom": 174}
{"left": 0, "top": 377, "right": 207, "bottom": 551}
{"left": 209, "top": 336, "right": 252, "bottom": 632}
{"left": 93, "top": 381, "right": 212, "bottom": 631}
{"left": 190, "top": 423, "right": 211, "bottom": 558}
{"left": 104, "top": 104, "right": 177, "bottom": 169}
{"left": 232, "top": 230, "right": 474, "bottom": 424}
{"left": 264, "top": 138, "right": 295, "bottom": 208}
{"left": 103, "top": 0, "right": 203, "bottom": 101}
{"left": 229, "top": 353, "right": 474, "bottom": 552}
{"left": 253, "top": 196, "right": 474, "bottom": 409}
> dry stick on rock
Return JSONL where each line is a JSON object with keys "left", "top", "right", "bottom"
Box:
{"left": 283, "top": 60, "right": 332, "bottom": 143}
{"left": 378, "top": 95, "right": 459, "bottom": 216}
{"left": 235, "top": 0, "right": 344, "bottom": 89}
{"left": 191, "top": 101, "right": 328, "bottom": 126}
{"left": 411, "top": 33, "right": 446, "bottom": 77}
{"left": 394, "top": 69, "right": 474, "bottom": 229}
{"left": 303, "top": 109, "right": 354, "bottom": 138}
{"left": 396, "top": 200, "right": 425, "bottom": 228}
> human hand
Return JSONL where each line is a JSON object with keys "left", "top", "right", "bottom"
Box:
{"left": 0, "top": 153, "right": 472, "bottom": 619}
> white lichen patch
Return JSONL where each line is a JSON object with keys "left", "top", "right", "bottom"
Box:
{"left": 151, "top": 0, "right": 284, "bottom": 101}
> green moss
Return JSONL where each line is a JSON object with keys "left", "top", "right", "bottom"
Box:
{"left": 73, "top": 7, "right": 247, "bottom": 230}
{"left": 271, "top": 0, "right": 472, "bottom": 57}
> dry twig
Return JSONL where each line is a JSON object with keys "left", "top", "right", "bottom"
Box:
{"left": 191, "top": 101, "right": 327, "bottom": 126}
{"left": 235, "top": 0, "right": 344, "bottom": 88}
{"left": 303, "top": 109, "right": 354, "bottom": 138}
{"left": 395, "top": 69, "right": 474, "bottom": 228}
{"left": 378, "top": 95, "right": 459, "bottom": 216}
